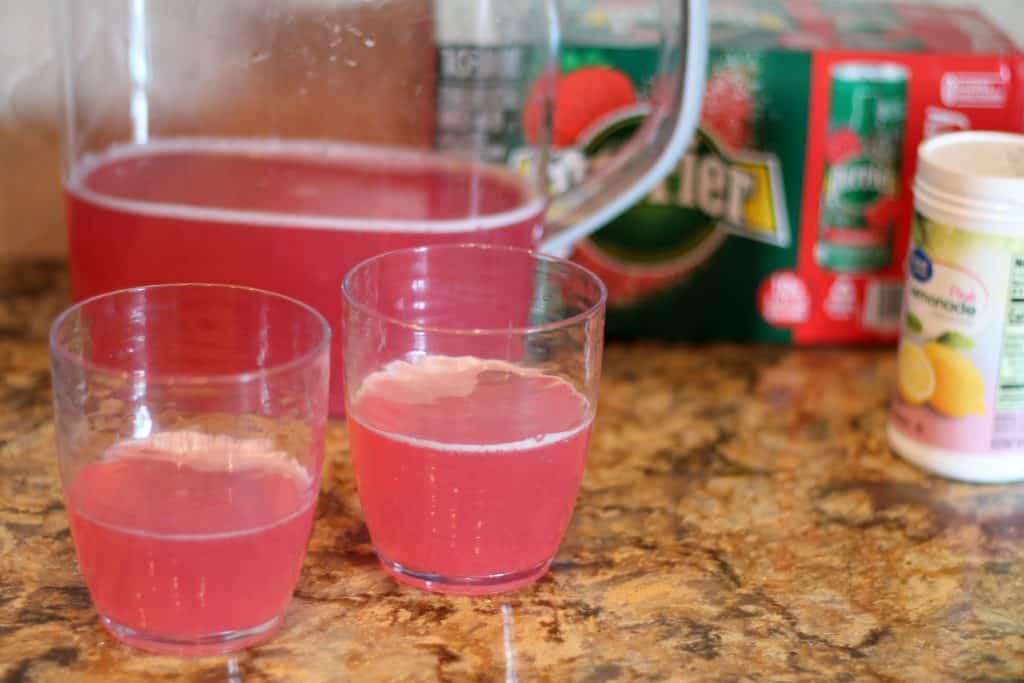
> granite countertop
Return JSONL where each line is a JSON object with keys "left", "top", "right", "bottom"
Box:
{"left": 2, "top": 263, "right": 1023, "bottom": 682}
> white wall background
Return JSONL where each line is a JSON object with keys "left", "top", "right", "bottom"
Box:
{"left": 874, "top": 0, "right": 1022, "bottom": 42}
{"left": 0, "top": 0, "right": 1022, "bottom": 258}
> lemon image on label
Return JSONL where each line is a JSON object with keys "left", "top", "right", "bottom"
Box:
{"left": 897, "top": 342, "right": 934, "bottom": 405}
{"left": 924, "top": 341, "right": 986, "bottom": 418}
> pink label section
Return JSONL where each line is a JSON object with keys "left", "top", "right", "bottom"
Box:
{"left": 891, "top": 390, "right": 1024, "bottom": 454}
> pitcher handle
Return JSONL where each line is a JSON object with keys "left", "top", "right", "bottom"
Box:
{"left": 539, "top": 0, "right": 708, "bottom": 256}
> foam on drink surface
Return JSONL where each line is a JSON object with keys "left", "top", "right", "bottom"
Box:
{"left": 351, "top": 355, "right": 593, "bottom": 453}
{"left": 103, "top": 430, "right": 312, "bottom": 487}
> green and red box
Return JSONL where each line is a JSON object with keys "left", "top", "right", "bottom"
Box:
{"left": 558, "top": 0, "right": 1024, "bottom": 344}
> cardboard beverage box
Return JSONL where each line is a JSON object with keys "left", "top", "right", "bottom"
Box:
{"left": 550, "top": 0, "right": 1024, "bottom": 344}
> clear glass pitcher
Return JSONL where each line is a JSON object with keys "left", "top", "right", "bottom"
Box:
{"left": 56, "top": 0, "right": 707, "bottom": 412}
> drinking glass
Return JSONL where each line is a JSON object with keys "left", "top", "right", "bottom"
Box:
{"left": 50, "top": 284, "right": 330, "bottom": 656}
{"left": 56, "top": 0, "right": 706, "bottom": 414}
{"left": 343, "top": 244, "right": 606, "bottom": 594}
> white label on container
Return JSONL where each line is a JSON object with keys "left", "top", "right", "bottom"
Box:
{"left": 891, "top": 212, "right": 1024, "bottom": 454}
{"left": 940, "top": 70, "right": 1010, "bottom": 109}
{"left": 906, "top": 260, "right": 991, "bottom": 338}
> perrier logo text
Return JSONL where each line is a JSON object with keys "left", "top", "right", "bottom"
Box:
{"left": 647, "top": 130, "right": 790, "bottom": 247}
{"left": 827, "top": 160, "right": 895, "bottom": 199}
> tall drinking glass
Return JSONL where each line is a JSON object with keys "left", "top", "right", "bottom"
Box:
{"left": 56, "top": 0, "right": 707, "bottom": 414}
{"left": 343, "top": 244, "right": 606, "bottom": 594}
{"left": 50, "top": 284, "right": 330, "bottom": 656}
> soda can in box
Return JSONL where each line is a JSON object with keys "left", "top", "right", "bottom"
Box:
{"left": 817, "top": 62, "right": 908, "bottom": 273}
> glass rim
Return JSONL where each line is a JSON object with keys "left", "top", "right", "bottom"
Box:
{"left": 341, "top": 243, "right": 608, "bottom": 337}
{"left": 49, "top": 283, "right": 331, "bottom": 385}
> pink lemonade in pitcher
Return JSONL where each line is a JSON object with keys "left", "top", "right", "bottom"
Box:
{"left": 348, "top": 356, "right": 593, "bottom": 594}
{"left": 66, "top": 432, "right": 317, "bottom": 653}
{"left": 65, "top": 139, "right": 545, "bottom": 413}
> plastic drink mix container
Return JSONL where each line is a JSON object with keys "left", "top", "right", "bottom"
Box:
{"left": 889, "top": 132, "right": 1024, "bottom": 483}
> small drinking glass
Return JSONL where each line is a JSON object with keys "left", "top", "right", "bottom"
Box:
{"left": 50, "top": 284, "right": 330, "bottom": 656}
{"left": 343, "top": 244, "right": 606, "bottom": 595}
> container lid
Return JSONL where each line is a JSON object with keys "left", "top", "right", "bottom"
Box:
{"left": 917, "top": 131, "right": 1024, "bottom": 207}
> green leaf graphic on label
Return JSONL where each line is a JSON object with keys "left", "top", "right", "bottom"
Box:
{"left": 911, "top": 215, "right": 928, "bottom": 249}
{"left": 561, "top": 49, "right": 611, "bottom": 73}
{"left": 906, "top": 312, "right": 923, "bottom": 335}
{"left": 936, "top": 331, "right": 974, "bottom": 350}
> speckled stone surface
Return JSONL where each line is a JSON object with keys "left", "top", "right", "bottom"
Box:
{"left": 2, "top": 263, "right": 1024, "bottom": 682}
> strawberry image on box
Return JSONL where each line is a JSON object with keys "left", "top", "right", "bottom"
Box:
{"left": 825, "top": 128, "right": 863, "bottom": 166}
{"left": 523, "top": 66, "right": 637, "bottom": 147}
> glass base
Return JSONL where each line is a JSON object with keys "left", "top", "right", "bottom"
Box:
{"left": 99, "top": 613, "right": 283, "bottom": 657}
{"left": 378, "top": 555, "right": 552, "bottom": 595}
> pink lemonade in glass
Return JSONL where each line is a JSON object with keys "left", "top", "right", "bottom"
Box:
{"left": 348, "top": 356, "right": 593, "bottom": 594}
{"left": 66, "top": 432, "right": 317, "bottom": 655}
{"left": 65, "top": 139, "right": 545, "bottom": 413}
